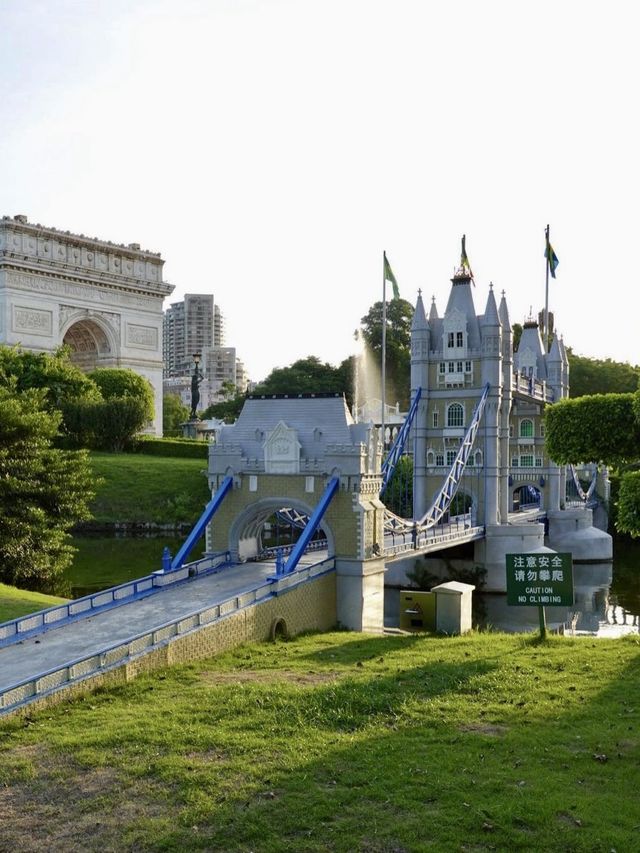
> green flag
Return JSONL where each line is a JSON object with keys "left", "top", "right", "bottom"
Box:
{"left": 384, "top": 252, "right": 400, "bottom": 299}
{"left": 461, "top": 234, "right": 474, "bottom": 282}
{"left": 545, "top": 236, "right": 559, "bottom": 278}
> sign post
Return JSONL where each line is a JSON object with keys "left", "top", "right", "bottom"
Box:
{"left": 506, "top": 553, "right": 574, "bottom": 639}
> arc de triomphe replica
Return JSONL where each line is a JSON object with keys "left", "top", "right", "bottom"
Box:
{"left": 0, "top": 214, "right": 173, "bottom": 433}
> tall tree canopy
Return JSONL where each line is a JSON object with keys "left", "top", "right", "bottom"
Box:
{"left": 544, "top": 389, "right": 640, "bottom": 537}
{"left": 0, "top": 345, "right": 99, "bottom": 409}
{"left": 0, "top": 386, "right": 95, "bottom": 591}
{"left": 252, "top": 356, "right": 352, "bottom": 400}
{"left": 567, "top": 353, "right": 640, "bottom": 397}
{"left": 360, "top": 298, "right": 413, "bottom": 409}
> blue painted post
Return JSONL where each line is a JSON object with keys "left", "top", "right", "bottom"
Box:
{"left": 161, "top": 547, "right": 172, "bottom": 573}
{"left": 276, "top": 548, "right": 285, "bottom": 576}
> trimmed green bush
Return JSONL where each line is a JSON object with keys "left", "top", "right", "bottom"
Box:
{"left": 89, "top": 367, "right": 154, "bottom": 421}
{"left": 617, "top": 470, "right": 640, "bottom": 537}
{"left": 544, "top": 393, "right": 640, "bottom": 464}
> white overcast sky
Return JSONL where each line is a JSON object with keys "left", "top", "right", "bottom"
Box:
{"left": 1, "top": 0, "right": 638, "bottom": 382}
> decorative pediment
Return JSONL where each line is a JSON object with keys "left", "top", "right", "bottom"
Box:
{"left": 264, "top": 421, "right": 301, "bottom": 474}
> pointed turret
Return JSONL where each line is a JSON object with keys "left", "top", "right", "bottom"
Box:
{"left": 411, "top": 290, "right": 428, "bottom": 332}
{"left": 558, "top": 335, "right": 570, "bottom": 397}
{"left": 515, "top": 316, "right": 547, "bottom": 381}
{"left": 410, "top": 290, "right": 430, "bottom": 520}
{"left": 546, "top": 334, "right": 563, "bottom": 397}
{"left": 429, "top": 296, "right": 439, "bottom": 322}
{"left": 498, "top": 290, "right": 511, "bottom": 332}
{"left": 443, "top": 269, "right": 481, "bottom": 350}
{"left": 481, "top": 283, "right": 500, "bottom": 328}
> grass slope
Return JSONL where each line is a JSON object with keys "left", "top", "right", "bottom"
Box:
{"left": 1, "top": 631, "right": 639, "bottom": 851}
{"left": 88, "top": 452, "right": 210, "bottom": 524}
{"left": 0, "top": 583, "right": 67, "bottom": 623}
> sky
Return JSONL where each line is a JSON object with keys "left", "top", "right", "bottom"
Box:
{"left": 1, "top": 0, "right": 639, "bottom": 383}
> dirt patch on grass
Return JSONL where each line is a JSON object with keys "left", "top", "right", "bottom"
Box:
{"left": 459, "top": 722, "right": 508, "bottom": 737}
{"left": 0, "top": 746, "right": 177, "bottom": 852}
{"left": 200, "top": 668, "right": 340, "bottom": 687}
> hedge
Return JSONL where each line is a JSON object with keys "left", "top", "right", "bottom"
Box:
{"left": 544, "top": 393, "right": 640, "bottom": 465}
{"left": 132, "top": 436, "right": 209, "bottom": 459}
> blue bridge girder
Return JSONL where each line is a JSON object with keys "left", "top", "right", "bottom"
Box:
{"left": 170, "top": 475, "right": 234, "bottom": 571}
{"left": 283, "top": 476, "right": 339, "bottom": 574}
{"left": 380, "top": 387, "right": 422, "bottom": 497}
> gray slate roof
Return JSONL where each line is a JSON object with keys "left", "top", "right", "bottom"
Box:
{"left": 215, "top": 395, "right": 360, "bottom": 460}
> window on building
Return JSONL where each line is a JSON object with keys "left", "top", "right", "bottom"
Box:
{"left": 512, "top": 458, "right": 519, "bottom": 467}
{"left": 474, "top": 450, "right": 483, "bottom": 467}
{"left": 446, "top": 450, "right": 457, "bottom": 466}
{"left": 520, "top": 419, "right": 534, "bottom": 438}
{"left": 456, "top": 331, "right": 464, "bottom": 347}
{"left": 520, "top": 455, "right": 534, "bottom": 467}
{"left": 439, "top": 362, "right": 446, "bottom": 374}
{"left": 427, "top": 451, "right": 435, "bottom": 466}
{"left": 456, "top": 361, "right": 463, "bottom": 373}
{"left": 447, "top": 403, "right": 464, "bottom": 427}
{"left": 465, "top": 360, "right": 472, "bottom": 372}
{"left": 448, "top": 361, "right": 455, "bottom": 372}
{"left": 435, "top": 453, "right": 444, "bottom": 466}
{"left": 540, "top": 424, "right": 545, "bottom": 437}
{"left": 509, "top": 425, "right": 514, "bottom": 438}
{"left": 432, "top": 410, "right": 439, "bottom": 428}
{"left": 447, "top": 332, "right": 455, "bottom": 348}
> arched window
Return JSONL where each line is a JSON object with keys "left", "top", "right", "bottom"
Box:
{"left": 447, "top": 403, "right": 464, "bottom": 428}
{"left": 474, "top": 450, "right": 483, "bottom": 467}
{"left": 520, "top": 419, "right": 534, "bottom": 438}
{"left": 427, "top": 450, "right": 435, "bottom": 466}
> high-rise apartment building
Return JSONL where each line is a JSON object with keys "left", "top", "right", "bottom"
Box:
{"left": 163, "top": 293, "right": 223, "bottom": 376}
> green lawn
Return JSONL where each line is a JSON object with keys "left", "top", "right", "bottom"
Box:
{"left": 1, "top": 630, "right": 638, "bottom": 851}
{"left": 88, "top": 452, "right": 211, "bottom": 524}
{"left": 0, "top": 583, "right": 67, "bottom": 623}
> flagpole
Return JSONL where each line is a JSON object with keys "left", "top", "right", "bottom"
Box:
{"left": 381, "top": 252, "right": 387, "bottom": 453}
{"left": 544, "top": 224, "right": 550, "bottom": 352}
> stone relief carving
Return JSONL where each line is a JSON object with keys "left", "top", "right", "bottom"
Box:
{"left": 126, "top": 324, "right": 157, "bottom": 349}
{"left": 5, "top": 272, "right": 156, "bottom": 308}
{"left": 264, "top": 421, "right": 301, "bottom": 474}
{"left": 12, "top": 306, "right": 53, "bottom": 336}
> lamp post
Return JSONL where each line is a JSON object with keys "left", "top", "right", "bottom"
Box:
{"left": 190, "top": 352, "right": 203, "bottom": 420}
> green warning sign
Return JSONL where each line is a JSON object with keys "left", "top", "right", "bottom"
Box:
{"left": 506, "top": 553, "right": 574, "bottom": 607}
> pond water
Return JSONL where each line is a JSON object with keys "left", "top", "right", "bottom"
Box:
{"left": 65, "top": 533, "right": 640, "bottom": 637}
{"left": 385, "top": 536, "right": 640, "bottom": 637}
{"left": 62, "top": 533, "right": 205, "bottom": 598}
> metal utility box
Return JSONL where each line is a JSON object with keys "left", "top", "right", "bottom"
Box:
{"left": 399, "top": 590, "right": 436, "bottom": 632}
{"left": 431, "top": 581, "right": 475, "bottom": 634}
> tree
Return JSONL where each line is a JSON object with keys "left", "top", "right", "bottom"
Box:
{"left": 360, "top": 299, "right": 413, "bottom": 409}
{"left": 163, "top": 393, "right": 190, "bottom": 436}
{"left": 62, "top": 397, "right": 150, "bottom": 452}
{"left": 567, "top": 352, "right": 640, "bottom": 398}
{"left": 0, "top": 385, "right": 96, "bottom": 592}
{"left": 253, "top": 356, "right": 349, "bottom": 397}
{"left": 0, "top": 345, "right": 100, "bottom": 410}
{"left": 201, "top": 394, "right": 246, "bottom": 423}
{"left": 544, "top": 389, "right": 640, "bottom": 538}
{"left": 89, "top": 367, "right": 155, "bottom": 421}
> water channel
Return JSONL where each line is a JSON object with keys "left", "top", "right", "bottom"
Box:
{"left": 65, "top": 532, "right": 640, "bottom": 637}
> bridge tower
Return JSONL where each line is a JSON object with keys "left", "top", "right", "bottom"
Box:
{"left": 409, "top": 248, "right": 611, "bottom": 589}
{"left": 206, "top": 395, "right": 387, "bottom": 631}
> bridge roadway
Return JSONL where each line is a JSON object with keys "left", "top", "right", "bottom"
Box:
{"left": 0, "top": 554, "right": 326, "bottom": 701}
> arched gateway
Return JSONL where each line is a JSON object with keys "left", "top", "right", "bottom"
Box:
{"left": 207, "top": 394, "right": 387, "bottom": 632}
{"left": 0, "top": 214, "right": 173, "bottom": 433}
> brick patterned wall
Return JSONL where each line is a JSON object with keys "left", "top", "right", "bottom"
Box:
{"left": 4, "top": 573, "right": 337, "bottom": 720}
